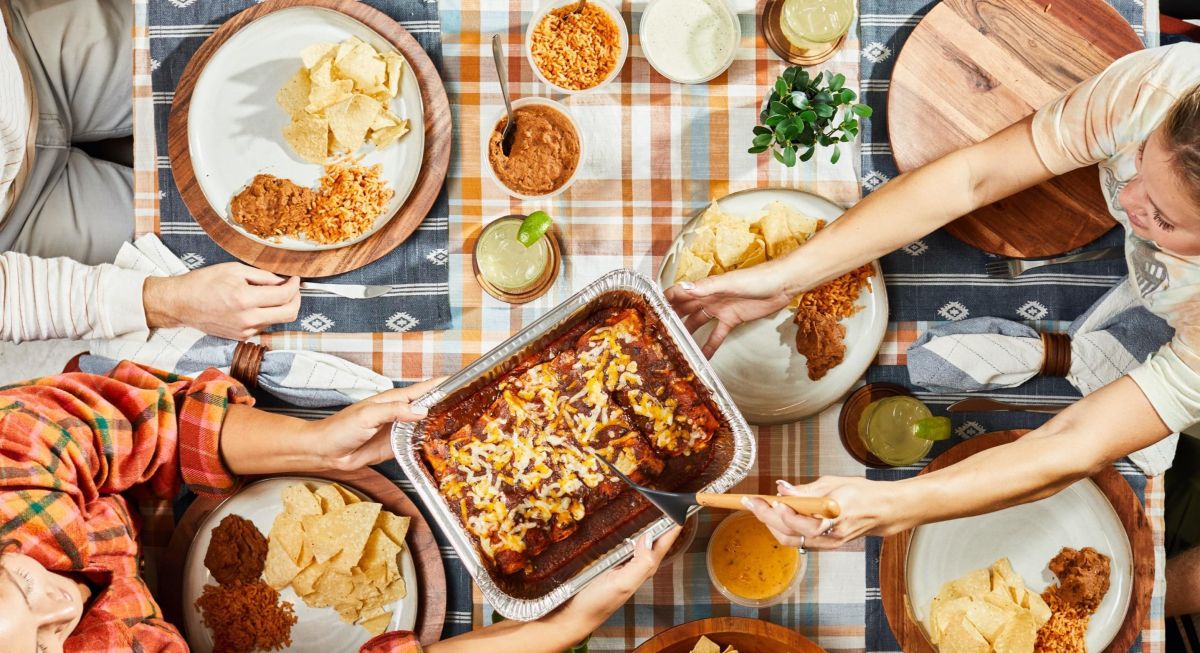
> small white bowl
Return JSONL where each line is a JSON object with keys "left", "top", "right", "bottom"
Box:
{"left": 639, "top": 0, "right": 739, "bottom": 84}
{"left": 525, "top": 0, "right": 630, "bottom": 94}
{"left": 481, "top": 96, "right": 585, "bottom": 201}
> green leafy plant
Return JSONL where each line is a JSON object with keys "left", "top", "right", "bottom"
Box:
{"left": 749, "top": 66, "right": 873, "bottom": 166}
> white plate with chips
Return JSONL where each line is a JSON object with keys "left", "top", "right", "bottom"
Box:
{"left": 182, "top": 477, "right": 418, "bottom": 653}
{"left": 657, "top": 188, "right": 888, "bottom": 424}
{"left": 186, "top": 6, "right": 425, "bottom": 251}
{"left": 906, "top": 477, "right": 1133, "bottom": 651}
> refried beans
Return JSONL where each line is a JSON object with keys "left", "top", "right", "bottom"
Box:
{"left": 487, "top": 104, "right": 580, "bottom": 197}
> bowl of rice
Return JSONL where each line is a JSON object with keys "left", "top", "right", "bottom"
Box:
{"left": 524, "top": 0, "right": 629, "bottom": 94}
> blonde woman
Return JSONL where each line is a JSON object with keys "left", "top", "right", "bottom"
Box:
{"left": 668, "top": 43, "right": 1200, "bottom": 588}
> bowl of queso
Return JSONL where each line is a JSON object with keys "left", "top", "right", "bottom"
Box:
{"left": 706, "top": 511, "right": 805, "bottom": 607}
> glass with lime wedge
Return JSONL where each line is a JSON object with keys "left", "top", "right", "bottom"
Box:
{"left": 475, "top": 214, "right": 552, "bottom": 292}
{"left": 857, "top": 395, "right": 940, "bottom": 466}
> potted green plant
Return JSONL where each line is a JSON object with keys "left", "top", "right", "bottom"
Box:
{"left": 749, "top": 66, "right": 873, "bottom": 166}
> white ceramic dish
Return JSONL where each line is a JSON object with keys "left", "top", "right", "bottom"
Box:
{"left": 524, "top": 0, "right": 629, "bottom": 94}
{"left": 906, "top": 477, "right": 1133, "bottom": 651}
{"left": 481, "top": 96, "right": 585, "bottom": 201}
{"left": 639, "top": 0, "right": 739, "bottom": 84}
{"left": 187, "top": 6, "right": 425, "bottom": 251}
{"left": 657, "top": 188, "right": 888, "bottom": 424}
{"left": 182, "top": 477, "right": 418, "bottom": 653}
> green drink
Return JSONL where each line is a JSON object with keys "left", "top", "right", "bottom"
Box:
{"left": 857, "top": 396, "right": 934, "bottom": 466}
{"left": 475, "top": 219, "right": 550, "bottom": 292}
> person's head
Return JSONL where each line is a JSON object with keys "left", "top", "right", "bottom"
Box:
{"left": 0, "top": 541, "right": 87, "bottom": 653}
{"left": 1119, "top": 83, "right": 1200, "bottom": 256}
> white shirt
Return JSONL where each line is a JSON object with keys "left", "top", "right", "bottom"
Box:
{"left": 1032, "top": 43, "right": 1200, "bottom": 432}
{"left": 0, "top": 5, "right": 33, "bottom": 220}
{"left": 0, "top": 252, "right": 149, "bottom": 342}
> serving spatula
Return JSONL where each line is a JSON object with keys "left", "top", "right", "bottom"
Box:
{"left": 596, "top": 456, "right": 840, "bottom": 526}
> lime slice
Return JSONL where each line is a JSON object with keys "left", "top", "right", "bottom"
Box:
{"left": 517, "top": 211, "right": 553, "bottom": 247}
{"left": 912, "top": 416, "right": 952, "bottom": 441}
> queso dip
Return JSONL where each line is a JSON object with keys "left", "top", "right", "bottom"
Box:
{"left": 708, "top": 511, "right": 801, "bottom": 602}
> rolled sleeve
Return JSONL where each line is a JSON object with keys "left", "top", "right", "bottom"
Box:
{"left": 99, "top": 266, "right": 151, "bottom": 340}
{"left": 1127, "top": 342, "right": 1200, "bottom": 433}
{"left": 175, "top": 367, "right": 255, "bottom": 497}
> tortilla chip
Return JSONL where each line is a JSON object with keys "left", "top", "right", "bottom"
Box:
{"left": 377, "top": 512, "right": 411, "bottom": 549}
{"left": 335, "top": 43, "right": 386, "bottom": 90}
{"left": 308, "top": 501, "right": 381, "bottom": 565}
{"left": 383, "top": 53, "right": 404, "bottom": 97}
{"left": 276, "top": 69, "right": 312, "bottom": 119}
{"left": 360, "top": 611, "right": 394, "bottom": 636}
{"left": 314, "top": 483, "right": 348, "bottom": 513}
{"left": 735, "top": 238, "right": 767, "bottom": 269}
{"left": 368, "top": 121, "right": 409, "bottom": 149}
{"left": 691, "top": 636, "right": 721, "bottom": 653}
{"left": 263, "top": 538, "right": 302, "bottom": 589}
{"left": 674, "top": 248, "right": 713, "bottom": 284}
{"left": 282, "top": 483, "right": 323, "bottom": 517}
{"left": 307, "top": 78, "right": 355, "bottom": 114}
{"left": 301, "top": 42, "right": 338, "bottom": 69}
{"left": 328, "top": 95, "right": 383, "bottom": 152}
{"left": 283, "top": 113, "right": 329, "bottom": 164}
{"left": 713, "top": 226, "right": 757, "bottom": 269}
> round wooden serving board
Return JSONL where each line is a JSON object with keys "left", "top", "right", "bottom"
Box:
{"left": 161, "top": 468, "right": 447, "bottom": 646}
{"left": 168, "top": 0, "right": 452, "bottom": 277}
{"left": 888, "top": 0, "right": 1142, "bottom": 258}
{"left": 879, "top": 430, "right": 1153, "bottom": 653}
{"left": 632, "top": 616, "right": 827, "bottom": 653}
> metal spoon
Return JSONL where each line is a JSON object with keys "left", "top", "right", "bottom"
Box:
{"left": 490, "top": 34, "right": 517, "bottom": 157}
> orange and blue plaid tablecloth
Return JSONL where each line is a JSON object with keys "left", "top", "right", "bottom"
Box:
{"left": 134, "top": 0, "right": 1165, "bottom": 649}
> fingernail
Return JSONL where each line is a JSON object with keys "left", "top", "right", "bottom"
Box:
{"left": 771, "top": 501, "right": 781, "bottom": 510}
{"left": 776, "top": 479, "right": 793, "bottom": 488}
{"left": 410, "top": 405, "right": 429, "bottom": 417}
{"left": 740, "top": 497, "right": 755, "bottom": 510}
{"left": 678, "top": 281, "right": 695, "bottom": 290}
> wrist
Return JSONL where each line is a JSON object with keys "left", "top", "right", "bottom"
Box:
{"left": 143, "top": 276, "right": 185, "bottom": 329}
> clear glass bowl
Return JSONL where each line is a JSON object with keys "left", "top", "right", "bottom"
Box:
{"left": 639, "top": 0, "right": 740, "bottom": 84}
{"left": 705, "top": 511, "right": 807, "bottom": 608}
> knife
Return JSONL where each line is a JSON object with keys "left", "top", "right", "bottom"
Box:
{"left": 947, "top": 398, "right": 1066, "bottom": 415}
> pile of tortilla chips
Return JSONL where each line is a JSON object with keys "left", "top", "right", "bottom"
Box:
{"left": 263, "top": 483, "right": 411, "bottom": 636}
{"left": 673, "top": 200, "right": 820, "bottom": 307}
{"left": 276, "top": 37, "right": 411, "bottom": 163}
{"left": 691, "top": 636, "right": 739, "bottom": 653}
{"left": 927, "top": 558, "right": 1053, "bottom": 653}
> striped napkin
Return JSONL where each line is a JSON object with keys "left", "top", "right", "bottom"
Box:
{"left": 908, "top": 279, "right": 1179, "bottom": 475}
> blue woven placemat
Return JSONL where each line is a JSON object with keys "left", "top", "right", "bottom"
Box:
{"left": 149, "top": 0, "right": 451, "bottom": 335}
{"left": 856, "top": 0, "right": 1155, "bottom": 648}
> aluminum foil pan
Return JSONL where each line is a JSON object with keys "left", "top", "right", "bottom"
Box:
{"left": 391, "top": 268, "right": 755, "bottom": 621}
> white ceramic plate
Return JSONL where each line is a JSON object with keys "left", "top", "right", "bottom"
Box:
{"left": 906, "top": 478, "right": 1133, "bottom": 650}
{"left": 187, "top": 6, "right": 425, "bottom": 251}
{"left": 657, "top": 188, "right": 888, "bottom": 424}
{"left": 183, "top": 477, "right": 418, "bottom": 653}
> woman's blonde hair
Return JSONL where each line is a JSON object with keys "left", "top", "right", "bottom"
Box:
{"left": 1163, "top": 83, "right": 1200, "bottom": 206}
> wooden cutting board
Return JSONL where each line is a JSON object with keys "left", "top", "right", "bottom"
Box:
{"left": 887, "top": 0, "right": 1142, "bottom": 258}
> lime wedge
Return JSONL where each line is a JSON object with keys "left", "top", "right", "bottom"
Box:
{"left": 517, "top": 211, "right": 553, "bottom": 247}
{"left": 912, "top": 416, "right": 952, "bottom": 441}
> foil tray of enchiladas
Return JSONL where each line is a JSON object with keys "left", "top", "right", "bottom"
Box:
{"left": 391, "top": 268, "right": 755, "bottom": 621}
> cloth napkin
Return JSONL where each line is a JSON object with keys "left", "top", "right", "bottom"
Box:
{"left": 908, "top": 279, "right": 1179, "bottom": 475}
{"left": 83, "top": 235, "right": 392, "bottom": 407}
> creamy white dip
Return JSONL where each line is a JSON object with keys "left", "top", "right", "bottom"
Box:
{"left": 641, "top": 0, "right": 738, "bottom": 83}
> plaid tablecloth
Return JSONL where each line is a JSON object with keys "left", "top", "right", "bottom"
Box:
{"left": 146, "top": 0, "right": 452, "bottom": 335}
{"left": 134, "top": 0, "right": 1166, "bottom": 650}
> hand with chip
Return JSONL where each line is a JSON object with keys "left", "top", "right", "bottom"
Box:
{"left": 303, "top": 381, "right": 441, "bottom": 471}
{"left": 666, "top": 260, "right": 796, "bottom": 358}
{"left": 142, "top": 262, "right": 301, "bottom": 340}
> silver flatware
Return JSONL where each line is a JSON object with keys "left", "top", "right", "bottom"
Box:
{"left": 984, "top": 246, "right": 1125, "bottom": 279}
{"left": 596, "top": 455, "right": 840, "bottom": 526}
{"left": 299, "top": 282, "right": 391, "bottom": 299}
{"left": 947, "top": 397, "right": 1066, "bottom": 415}
{"left": 491, "top": 34, "right": 517, "bottom": 157}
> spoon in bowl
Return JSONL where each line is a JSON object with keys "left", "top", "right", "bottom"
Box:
{"left": 490, "top": 34, "right": 517, "bottom": 156}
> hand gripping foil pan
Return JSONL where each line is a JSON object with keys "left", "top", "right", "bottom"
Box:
{"left": 391, "top": 269, "right": 755, "bottom": 621}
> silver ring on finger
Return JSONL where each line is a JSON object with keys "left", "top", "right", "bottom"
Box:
{"left": 700, "top": 307, "right": 715, "bottom": 321}
{"left": 797, "top": 535, "right": 806, "bottom": 555}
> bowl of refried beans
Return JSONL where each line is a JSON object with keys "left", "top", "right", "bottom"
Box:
{"left": 483, "top": 97, "right": 584, "bottom": 200}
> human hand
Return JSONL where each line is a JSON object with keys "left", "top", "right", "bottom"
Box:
{"left": 664, "top": 261, "right": 795, "bottom": 357}
{"left": 143, "top": 263, "right": 301, "bottom": 339}
{"left": 741, "top": 477, "right": 909, "bottom": 550}
{"left": 564, "top": 526, "right": 682, "bottom": 621}
{"left": 306, "top": 379, "right": 442, "bottom": 471}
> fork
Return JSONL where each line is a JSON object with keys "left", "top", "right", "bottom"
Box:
{"left": 299, "top": 282, "right": 392, "bottom": 299}
{"left": 983, "top": 246, "right": 1125, "bottom": 279}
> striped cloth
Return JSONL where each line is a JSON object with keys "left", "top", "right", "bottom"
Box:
{"left": 133, "top": 1, "right": 1166, "bottom": 652}
{"left": 146, "top": 0, "right": 451, "bottom": 335}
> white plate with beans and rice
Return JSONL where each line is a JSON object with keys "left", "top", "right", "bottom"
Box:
{"left": 185, "top": 6, "right": 426, "bottom": 251}
{"left": 657, "top": 188, "right": 888, "bottom": 424}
